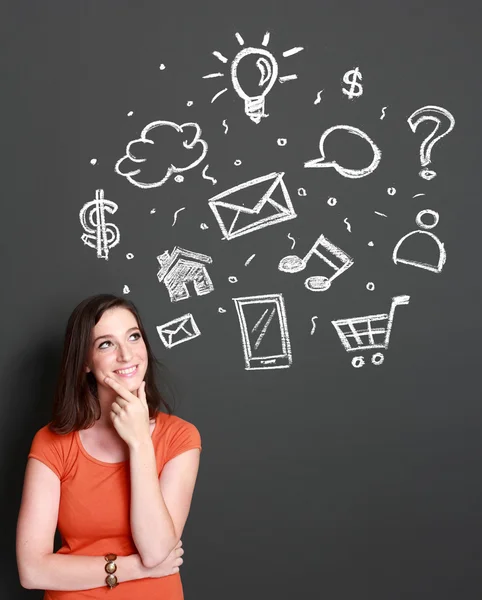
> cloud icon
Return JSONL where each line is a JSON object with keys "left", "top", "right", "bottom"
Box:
{"left": 304, "top": 125, "right": 381, "bottom": 179}
{"left": 115, "top": 120, "right": 208, "bottom": 189}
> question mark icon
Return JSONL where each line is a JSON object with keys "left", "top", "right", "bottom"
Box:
{"left": 407, "top": 105, "right": 455, "bottom": 180}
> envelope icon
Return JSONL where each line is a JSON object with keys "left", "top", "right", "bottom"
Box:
{"left": 208, "top": 171, "right": 297, "bottom": 240}
{"left": 156, "top": 313, "right": 201, "bottom": 349}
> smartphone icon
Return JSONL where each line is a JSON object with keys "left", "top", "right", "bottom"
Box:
{"left": 233, "top": 293, "right": 292, "bottom": 370}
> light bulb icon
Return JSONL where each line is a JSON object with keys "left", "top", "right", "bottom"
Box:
{"left": 204, "top": 32, "right": 303, "bottom": 122}
{"left": 231, "top": 48, "right": 279, "bottom": 124}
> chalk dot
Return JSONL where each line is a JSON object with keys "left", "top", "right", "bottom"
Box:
{"left": 366, "top": 282, "right": 375, "bottom": 291}
{"left": 277, "top": 138, "right": 287, "bottom": 146}
{"left": 298, "top": 188, "right": 307, "bottom": 197}
{"left": 126, "top": 253, "right": 134, "bottom": 260}
{"left": 123, "top": 285, "right": 130, "bottom": 294}
{"left": 228, "top": 276, "right": 238, "bottom": 283}
{"left": 174, "top": 175, "right": 184, "bottom": 183}
{"left": 420, "top": 168, "right": 436, "bottom": 181}
{"left": 327, "top": 197, "right": 337, "bottom": 206}
{"left": 187, "top": 101, "right": 193, "bottom": 107}
{"left": 368, "top": 241, "right": 374, "bottom": 246}
{"left": 90, "top": 158, "right": 97, "bottom": 165}
{"left": 160, "top": 63, "right": 166, "bottom": 70}
{"left": 218, "top": 307, "right": 226, "bottom": 313}
{"left": 200, "top": 223, "right": 209, "bottom": 230}
{"left": 150, "top": 208, "right": 156, "bottom": 214}
{"left": 234, "top": 159, "right": 242, "bottom": 166}
{"left": 387, "top": 187, "right": 396, "bottom": 196}
{"left": 127, "top": 111, "right": 134, "bottom": 116}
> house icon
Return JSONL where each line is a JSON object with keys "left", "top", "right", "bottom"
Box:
{"left": 156, "top": 246, "right": 214, "bottom": 302}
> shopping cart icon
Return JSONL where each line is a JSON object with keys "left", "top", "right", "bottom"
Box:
{"left": 332, "top": 295, "right": 410, "bottom": 368}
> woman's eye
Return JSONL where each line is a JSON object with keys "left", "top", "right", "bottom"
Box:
{"left": 130, "top": 332, "right": 141, "bottom": 341}
{"left": 98, "top": 341, "right": 112, "bottom": 349}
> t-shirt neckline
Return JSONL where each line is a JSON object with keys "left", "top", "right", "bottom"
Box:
{"left": 75, "top": 412, "right": 160, "bottom": 467}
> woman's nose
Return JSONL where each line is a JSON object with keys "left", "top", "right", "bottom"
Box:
{"left": 117, "top": 344, "right": 133, "bottom": 361}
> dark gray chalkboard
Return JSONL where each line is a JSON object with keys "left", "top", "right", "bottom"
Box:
{"left": 3, "top": 1, "right": 482, "bottom": 598}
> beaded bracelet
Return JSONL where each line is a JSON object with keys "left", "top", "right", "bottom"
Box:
{"left": 104, "top": 553, "right": 118, "bottom": 589}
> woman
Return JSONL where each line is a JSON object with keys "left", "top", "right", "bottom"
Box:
{"left": 16, "top": 294, "right": 202, "bottom": 599}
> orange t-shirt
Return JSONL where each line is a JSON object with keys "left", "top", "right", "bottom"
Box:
{"left": 27, "top": 411, "right": 202, "bottom": 600}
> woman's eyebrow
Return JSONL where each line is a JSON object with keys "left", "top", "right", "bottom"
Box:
{"left": 93, "top": 327, "right": 139, "bottom": 344}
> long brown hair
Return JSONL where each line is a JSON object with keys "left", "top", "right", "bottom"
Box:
{"left": 49, "top": 294, "right": 174, "bottom": 434}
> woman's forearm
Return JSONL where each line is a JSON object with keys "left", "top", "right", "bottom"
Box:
{"left": 129, "top": 439, "right": 177, "bottom": 567}
{"left": 21, "top": 553, "right": 145, "bottom": 591}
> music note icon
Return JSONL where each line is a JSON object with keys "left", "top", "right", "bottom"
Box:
{"left": 278, "top": 233, "right": 354, "bottom": 291}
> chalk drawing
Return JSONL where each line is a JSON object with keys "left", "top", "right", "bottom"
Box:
{"left": 277, "top": 138, "right": 287, "bottom": 146}
{"left": 327, "top": 197, "right": 337, "bottom": 206}
{"left": 374, "top": 211, "right": 387, "bottom": 217}
{"left": 380, "top": 106, "right": 388, "bottom": 120}
{"left": 387, "top": 187, "right": 396, "bottom": 195}
{"left": 393, "top": 210, "right": 446, "bottom": 273}
{"left": 126, "top": 253, "right": 134, "bottom": 260}
{"left": 342, "top": 67, "right": 363, "bottom": 99}
{"left": 234, "top": 159, "right": 242, "bottom": 166}
{"left": 79, "top": 189, "right": 120, "bottom": 260}
{"left": 174, "top": 175, "right": 184, "bottom": 183}
{"left": 157, "top": 247, "right": 214, "bottom": 302}
{"left": 208, "top": 171, "right": 296, "bottom": 240}
{"left": 278, "top": 233, "right": 354, "bottom": 292}
{"left": 127, "top": 111, "right": 134, "bottom": 116}
{"left": 207, "top": 32, "right": 302, "bottom": 124}
{"left": 310, "top": 316, "right": 318, "bottom": 335}
{"left": 407, "top": 105, "right": 455, "bottom": 180}
{"left": 305, "top": 125, "right": 381, "bottom": 178}
{"left": 123, "top": 285, "right": 130, "bottom": 294}
{"left": 229, "top": 276, "right": 238, "bottom": 283}
{"left": 314, "top": 90, "right": 324, "bottom": 104}
{"left": 298, "top": 188, "right": 307, "bottom": 196}
{"left": 115, "top": 120, "right": 207, "bottom": 189}
{"left": 287, "top": 233, "right": 296, "bottom": 249}
{"left": 202, "top": 165, "right": 217, "bottom": 185}
{"left": 156, "top": 313, "right": 201, "bottom": 349}
{"left": 90, "top": 158, "right": 97, "bottom": 165}
{"left": 172, "top": 207, "right": 186, "bottom": 226}
{"left": 222, "top": 119, "right": 228, "bottom": 134}
{"left": 366, "top": 282, "right": 375, "bottom": 291}
{"left": 245, "top": 254, "right": 256, "bottom": 266}
{"left": 332, "top": 295, "right": 410, "bottom": 367}
{"left": 200, "top": 223, "right": 209, "bottom": 230}
{"left": 343, "top": 218, "right": 352, "bottom": 232}
{"left": 233, "top": 293, "right": 292, "bottom": 370}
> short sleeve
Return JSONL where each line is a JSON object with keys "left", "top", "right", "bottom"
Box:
{"left": 164, "top": 419, "right": 202, "bottom": 465}
{"left": 28, "top": 425, "right": 64, "bottom": 480}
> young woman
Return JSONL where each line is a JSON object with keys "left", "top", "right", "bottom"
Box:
{"left": 16, "top": 294, "right": 202, "bottom": 599}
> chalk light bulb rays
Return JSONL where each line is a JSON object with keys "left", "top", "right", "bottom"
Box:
{"left": 204, "top": 32, "right": 303, "bottom": 124}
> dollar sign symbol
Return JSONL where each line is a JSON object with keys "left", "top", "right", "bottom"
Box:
{"left": 79, "top": 189, "right": 120, "bottom": 260}
{"left": 342, "top": 67, "right": 363, "bottom": 100}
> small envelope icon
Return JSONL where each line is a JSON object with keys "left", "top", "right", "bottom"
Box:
{"left": 208, "top": 171, "right": 297, "bottom": 240}
{"left": 156, "top": 313, "right": 201, "bottom": 349}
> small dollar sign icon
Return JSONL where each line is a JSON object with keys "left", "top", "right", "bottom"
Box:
{"left": 342, "top": 67, "right": 363, "bottom": 100}
{"left": 79, "top": 189, "right": 120, "bottom": 260}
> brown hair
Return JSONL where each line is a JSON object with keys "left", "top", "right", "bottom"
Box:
{"left": 49, "top": 294, "right": 174, "bottom": 434}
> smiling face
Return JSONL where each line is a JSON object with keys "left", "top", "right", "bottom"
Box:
{"left": 85, "top": 306, "right": 148, "bottom": 393}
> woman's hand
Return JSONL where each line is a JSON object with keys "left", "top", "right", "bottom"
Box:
{"left": 104, "top": 377, "right": 151, "bottom": 449}
{"left": 142, "top": 540, "right": 184, "bottom": 578}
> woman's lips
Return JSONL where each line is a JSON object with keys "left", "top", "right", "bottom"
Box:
{"left": 113, "top": 365, "right": 138, "bottom": 377}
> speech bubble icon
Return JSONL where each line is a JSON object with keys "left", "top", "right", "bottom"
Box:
{"left": 304, "top": 124, "right": 382, "bottom": 179}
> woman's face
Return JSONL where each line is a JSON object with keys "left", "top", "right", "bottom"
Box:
{"left": 86, "top": 307, "right": 148, "bottom": 394}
